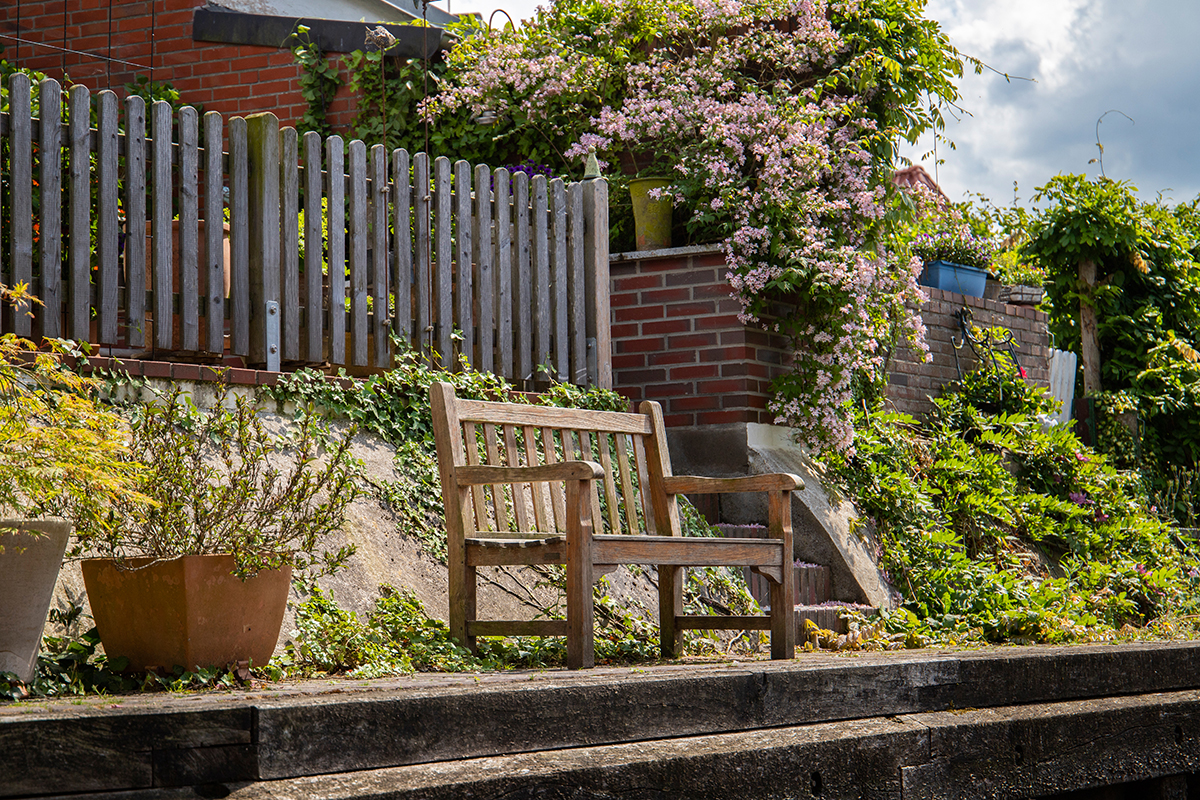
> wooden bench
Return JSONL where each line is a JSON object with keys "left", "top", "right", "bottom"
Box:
{"left": 430, "top": 381, "right": 801, "bottom": 669}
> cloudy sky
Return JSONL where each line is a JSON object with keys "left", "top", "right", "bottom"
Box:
{"left": 440, "top": 0, "right": 1200, "bottom": 209}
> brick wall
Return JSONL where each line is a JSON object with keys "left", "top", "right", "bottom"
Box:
{"left": 888, "top": 288, "right": 1050, "bottom": 419}
{"left": 610, "top": 245, "right": 793, "bottom": 428}
{"left": 4, "top": 0, "right": 360, "bottom": 133}
{"left": 609, "top": 246, "right": 1051, "bottom": 426}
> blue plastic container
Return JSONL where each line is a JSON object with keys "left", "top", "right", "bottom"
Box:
{"left": 919, "top": 260, "right": 988, "bottom": 298}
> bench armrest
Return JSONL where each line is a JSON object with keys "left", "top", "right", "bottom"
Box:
{"left": 456, "top": 461, "right": 604, "bottom": 486}
{"left": 661, "top": 473, "right": 804, "bottom": 494}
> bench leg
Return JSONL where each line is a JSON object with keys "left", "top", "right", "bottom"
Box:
{"left": 566, "top": 479, "right": 595, "bottom": 669}
{"left": 659, "top": 565, "right": 684, "bottom": 659}
{"left": 449, "top": 561, "right": 478, "bottom": 654}
{"left": 768, "top": 490, "right": 796, "bottom": 659}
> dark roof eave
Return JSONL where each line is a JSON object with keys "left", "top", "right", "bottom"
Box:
{"left": 193, "top": 5, "right": 447, "bottom": 59}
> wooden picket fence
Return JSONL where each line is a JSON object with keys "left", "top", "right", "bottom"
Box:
{"left": 0, "top": 74, "right": 612, "bottom": 387}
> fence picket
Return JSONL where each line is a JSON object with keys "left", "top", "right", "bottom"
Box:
{"left": 513, "top": 171, "right": 531, "bottom": 382}
{"left": 178, "top": 106, "right": 200, "bottom": 351}
{"left": 531, "top": 175, "right": 550, "bottom": 377}
{"left": 97, "top": 92, "right": 120, "bottom": 344}
{"left": 348, "top": 140, "right": 368, "bottom": 367}
{"left": 392, "top": 148, "right": 412, "bottom": 349}
{"left": 326, "top": 135, "right": 345, "bottom": 365}
{"left": 454, "top": 160, "right": 473, "bottom": 368}
{"left": 9, "top": 74, "right": 32, "bottom": 338}
{"left": 474, "top": 164, "right": 493, "bottom": 374}
{"left": 124, "top": 96, "right": 146, "bottom": 347}
{"left": 414, "top": 152, "right": 431, "bottom": 360}
{"left": 303, "top": 131, "right": 323, "bottom": 361}
{"left": 281, "top": 126, "right": 300, "bottom": 362}
{"left": 568, "top": 181, "right": 586, "bottom": 383}
{"left": 434, "top": 156, "right": 453, "bottom": 368}
{"left": 151, "top": 102, "right": 173, "bottom": 350}
{"left": 68, "top": 84, "right": 90, "bottom": 342}
{"left": 494, "top": 168, "right": 512, "bottom": 379}
{"left": 203, "top": 112, "right": 224, "bottom": 354}
{"left": 229, "top": 116, "right": 250, "bottom": 356}
{"left": 371, "top": 144, "right": 389, "bottom": 367}
{"left": 551, "top": 178, "right": 568, "bottom": 381}
{"left": 37, "top": 79, "right": 62, "bottom": 339}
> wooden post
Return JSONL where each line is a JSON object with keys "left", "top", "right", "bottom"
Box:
{"left": 246, "top": 113, "right": 280, "bottom": 367}
{"left": 582, "top": 177, "right": 611, "bottom": 388}
{"left": 1079, "top": 258, "right": 1102, "bottom": 397}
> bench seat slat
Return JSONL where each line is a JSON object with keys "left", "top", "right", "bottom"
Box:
{"left": 592, "top": 535, "right": 784, "bottom": 567}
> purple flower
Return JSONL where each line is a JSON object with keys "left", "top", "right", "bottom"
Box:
{"left": 1069, "top": 491, "right": 1093, "bottom": 506}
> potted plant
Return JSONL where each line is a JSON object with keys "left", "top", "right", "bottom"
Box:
{"left": 0, "top": 285, "right": 149, "bottom": 686}
{"left": 911, "top": 226, "right": 995, "bottom": 298}
{"left": 74, "top": 380, "right": 362, "bottom": 674}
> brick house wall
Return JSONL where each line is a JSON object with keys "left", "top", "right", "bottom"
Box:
{"left": 2, "top": 0, "right": 404, "bottom": 134}
{"left": 889, "top": 288, "right": 1051, "bottom": 419}
{"left": 610, "top": 245, "right": 793, "bottom": 428}
{"left": 609, "top": 246, "right": 1051, "bottom": 427}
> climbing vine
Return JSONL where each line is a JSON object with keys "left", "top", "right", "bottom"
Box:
{"left": 291, "top": 25, "right": 343, "bottom": 140}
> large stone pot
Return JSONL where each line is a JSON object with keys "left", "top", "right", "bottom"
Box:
{"left": 81, "top": 554, "right": 291, "bottom": 673}
{"left": 0, "top": 519, "right": 71, "bottom": 683}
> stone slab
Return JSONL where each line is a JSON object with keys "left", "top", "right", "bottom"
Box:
{"left": 72, "top": 690, "right": 1200, "bottom": 800}
{"left": 8, "top": 642, "right": 1200, "bottom": 796}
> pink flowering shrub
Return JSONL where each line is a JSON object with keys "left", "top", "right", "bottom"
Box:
{"left": 434, "top": 0, "right": 961, "bottom": 449}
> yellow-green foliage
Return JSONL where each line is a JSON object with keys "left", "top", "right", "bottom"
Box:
{"left": 0, "top": 297, "right": 149, "bottom": 531}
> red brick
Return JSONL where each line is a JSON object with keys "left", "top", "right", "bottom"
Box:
{"left": 616, "top": 368, "right": 667, "bottom": 384}
{"left": 701, "top": 346, "right": 754, "bottom": 363}
{"left": 612, "top": 353, "right": 647, "bottom": 369}
{"left": 257, "top": 371, "right": 280, "bottom": 387}
{"left": 648, "top": 351, "right": 695, "bottom": 366}
{"left": 666, "top": 269, "right": 716, "bottom": 287}
{"left": 699, "top": 378, "right": 749, "bottom": 395}
{"left": 663, "top": 413, "right": 694, "bottom": 427}
{"left": 611, "top": 322, "right": 641, "bottom": 339}
{"left": 693, "top": 253, "right": 727, "bottom": 268}
{"left": 695, "top": 314, "right": 742, "bottom": 331}
{"left": 142, "top": 360, "right": 171, "bottom": 378}
{"left": 665, "top": 301, "right": 716, "bottom": 318}
{"left": 645, "top": 383, "right": 686, "bottom": 398}
{"left": 642, "top": 319, "right": 690, "bottom": 336}
{"left": 171, "top": 363, "right": 200, "bottom": 381}
{"left": 671, "top": 395, "right": 719, "bottom": 412}
{"left": 643, "top": 287, "right": 690, "bottom": 304}
{"left": 614, "top": 305, "right": 664, "bottom": 322}
{"left": 616, "top": 336, "right": 665, "bottom": 353}
{"left": 610, "top": 291, "right": 640, "bottom": 308}
{"left": 723, "top": 394, "right": 768, "bottom": 409}
{"left": 227, "top": 367, "right": 256, "bottom": 384}
{"left": 616, "top": 386, "right": 642, "bottom": 403}
{"left": 668, "top": 333, "right": 717, "bottom": 349}
{"left": 693, "top": 282, "right": 736, "bottom": 299}
{"left": 669, "top": 364, "right": 719, "bottom": 381}
{"left": 613, "top": 274, "right": 662, "bottom": 291}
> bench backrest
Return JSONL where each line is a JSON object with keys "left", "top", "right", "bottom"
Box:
{"left": 430, "top": 382, "right": 682, "bottom": 538}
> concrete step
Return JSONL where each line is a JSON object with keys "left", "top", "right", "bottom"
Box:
{"left": 6, "top": 642, "right": 1200, "bottom": 798}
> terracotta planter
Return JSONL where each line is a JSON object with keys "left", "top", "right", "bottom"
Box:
{"left": 81, "top": 554, "right": 291, "bottom": 672}
{"left": 0, "top": 519, "right": 71, "bottom": 683}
